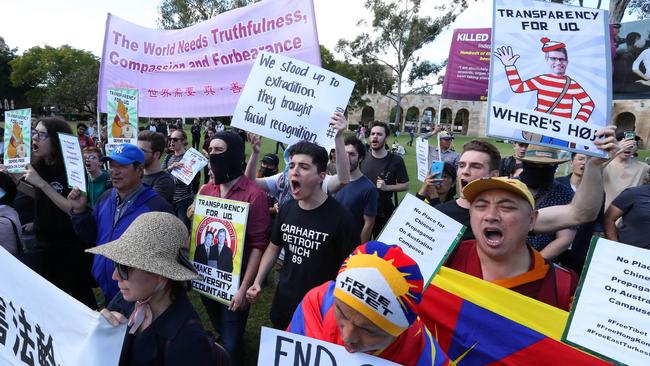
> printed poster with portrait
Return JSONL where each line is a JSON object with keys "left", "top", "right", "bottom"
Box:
{"left": 3, "top": 108, "right": 31, "bottom": 173}
{"left": 487, "top": 0, "right": 611, "bottom": 157}
{"left": 190, "top": 195, "right": 249, "bottom": 306}
{"left": 107, "top": 88, "right": 138, "bottom": 145}
{"left": 613, "top": 19, "right": 650, "bottom": 98}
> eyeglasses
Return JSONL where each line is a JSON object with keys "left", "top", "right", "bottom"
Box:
{"left": 84, "top": 155, "right": 99, "bottom": 161}
{"left": 32, "top": 130, "right": 49, "bottom": 141}
{"left": 548, "top": 57, "right": 567, "bottom": 63}
{"left": 170, "top": 137, "right": 183, "bottom": 142}
{"left": 115, "top": 262, "right": 131, "bottom": 280}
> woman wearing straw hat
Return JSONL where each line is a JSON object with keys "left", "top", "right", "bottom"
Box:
{"left": 90, "top": 212, "right": 228, "bottom": 365}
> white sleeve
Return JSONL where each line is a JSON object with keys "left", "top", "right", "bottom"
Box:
{"left": 322, "top": 174, "right": 330, "bottom": 193}
{"left": 262, "top": 172, "right": 282, "bottom": 199}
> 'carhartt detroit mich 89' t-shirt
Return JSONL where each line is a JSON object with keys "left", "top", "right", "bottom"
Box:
{"left": 269, "top": 196, "right": 358, "bottom": 329}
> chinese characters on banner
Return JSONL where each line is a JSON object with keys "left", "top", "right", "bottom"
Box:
{"left": 442, "top": 28, "right": 491, "bottom": 101}
{"left": 563, "top": 237, "right": 650, "bottom": 366}
{"left": 231, "top": 52, "right": 354, "bottom": 150}
{"left": 0, "top": 248, "right": 125, "bottom": 366}
{"left": 169, "top": 148, "right": 208, "bottom": 186}
{"left": 58, "top": 133, "right": 87, "bottom": 193}
{"left": 190, "top": 195, "right": 249, "bottom": 306}
{"left": 487, "top": 0, "right": 611, "bottom": 157}
{"left": 107, "top": 88, "right": 138, "bottom": 145}
{"left": 3, "top": 109, "right": 31, "bottom": 173}
{"left": 97, "top": 0, "right": 321, "bottom": 118}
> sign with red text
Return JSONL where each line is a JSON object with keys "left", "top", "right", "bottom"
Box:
{"left": 97, "top": 0, "right": 320, "bottom": 118}
{"left": 487, "top": 0, "right": 610, "bottom": 157}
{"left": 563, "top": 237, "right": 650, "bottom": 366}
{"left": 169, "top": 148, "right": 208, "bottom": 186}
{"left": 107, "top": 88, "right": 138, "bottom": 145}
{"left": 3, "top": 109, "right": 31, "bottom": 173}
{"left": 231, "top": 52, "right": 354, "bottom": 150}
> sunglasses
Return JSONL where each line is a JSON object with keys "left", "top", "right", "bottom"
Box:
{"left": 115, "top": 262, "right": 131, "bottom": 280}
{"left": 32, "top": 130, "right": 49, "bottom": 141}
{"left": 170, "top": 137, "right": 183, "bottom": 142}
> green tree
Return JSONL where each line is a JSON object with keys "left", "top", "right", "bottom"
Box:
{"left": 10, "top": 45, "right": 99, "bottom": 114}
{"left": 158, "top": 0, "right": 258, "bottom": 29}
{"left": 628, "top": 0, "right": 650, "bottom": 19}
{"left": 337, "top": 0, "right": 467, "bottom": 131}
{"left": 0, "top": 47, "right": 30, "bottom": 110}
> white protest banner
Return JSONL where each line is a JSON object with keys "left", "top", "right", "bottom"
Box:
{"left": 107, "top": 88, "right": 138, "bottom": 145}
{"left": 416, "top": 137, "right": 429, "bottom": 182}
{"left": 0, "top": 248, "right": 125, "bottom": 366}
{"left": 58, "top": 133, "right": 87, "bottom": 192}
{"left": 563, "top": 237, "right": 650, "bottom": 365}
{"left": 258, "top": 327, "right": 400, "bottom": 366}
{"left": 190, "top": 195, "right": 249, "bottom": 306}
{"left": 97, "top": 0, "right": 320, "bottom": 118}
{"left": 487, "top": 0, "right": 611, "bottom": 157}
{"left": 377, "top": 194, "right": 465, "bottom": 285}
{"left": 231, "top": 52, "right": 354, "bottom": 150}
{"left": 170, "top": 148, "right": 208, "bottom": 186}
{"left": 3, "top": 109, "right": 31, "bottom": 173}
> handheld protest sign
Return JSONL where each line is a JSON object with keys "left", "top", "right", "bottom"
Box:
{"left": 107, "top": 88, "right": 138, "bottom": 146}
{"left": 563, "top": 237, "right": 650, "bottom": 365}
{"left": 169, "top": 148, "right": 208, "bottom": 186}
{"left": 231, "top": 52, "right": 354, "bottom": 151}
{"left": 3, "top": 108, "right": 31, "bottom": 173}
{"left": 58, "top": 133, "right": 87, "bottom": 192}
{"left": 190, "top": 195, "right": 249, "bottom": 306}
{"left": 258, "top": 327, "right": 400, "bottom": 366}
{"left": 442, "top": 28, "right": 491, "bottom": 101}
{"left": 377, "top": 193, "right": 465, "bottom": 287}
{"left": 487, "top": 0, "right": 611, "bottom": 157}
{"left": 416, "top": 137, "right": 429, "bottom": 182}
{"left": 0, "top": 237, "right": 125, "bottom": 366}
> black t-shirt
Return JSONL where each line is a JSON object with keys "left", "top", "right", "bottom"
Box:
{"left": 435, "top": 199, "right": 474, "bottom": 241}
{"left": 360, "top": 152, "right": 409, "bottom": 216}
{"left": 143, "top": 171, "right": 176, "bottom": 204}
{"left": 270, "top": 196, "right": 358, "bottom": 328}
{"left": 34, "top": 163, "right": 78, "bottom": 244}
{"left": 611, "top": 185, "right": 650, "bottom": 249}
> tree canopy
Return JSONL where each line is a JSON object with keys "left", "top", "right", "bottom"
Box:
{"left": 337, "top": 0, "right": 468, "bottom": 130}
{"left": 158, "top": 0, "right": 258, "bottom": 29}
{"left": 10, "top": 45, "right": 99, "bottom": 114}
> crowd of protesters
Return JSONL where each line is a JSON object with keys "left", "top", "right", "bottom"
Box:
{"left": 1, "top": 111, "right": 646, "bottom": 365}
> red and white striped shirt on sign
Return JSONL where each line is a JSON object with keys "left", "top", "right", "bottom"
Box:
{"left": 504, "top": 65, "right": 594, "bottom": 123}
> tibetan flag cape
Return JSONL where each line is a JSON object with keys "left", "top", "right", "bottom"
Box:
{"left": 288, "top": 281, "right": 451, "bottom": 366}
{"left": 419, "top": 267, "right": 611, "bottom": 365}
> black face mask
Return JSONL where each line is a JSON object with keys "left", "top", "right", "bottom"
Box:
{"left": 260, "top": 167, "right": 277, "bottom": 177}
{"left": 209, "top": 132, "right": 245, "bottom": 184}
{"left": 519, "top": 162, "right": 557, "bottom": 189}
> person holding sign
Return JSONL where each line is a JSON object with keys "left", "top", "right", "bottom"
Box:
{"left": 494, "top": 38, "right": 595, "bottom": 147}
{"left": 288, "top": 241, "right": 450, "bottom": 365}
{"left": 193, "top": 131, "right": 270, "bottom": 366}
{"left": 93, "top": 212, "right": 228, "bottom": 365}
{"left": 68, "top": 143, "right": 174, "bottom": 302}
{"left": 441, "top": 177, "right": 579, "bottom": 310}
{"left": 163, "top": 130, "right": 199, "bottom": 230}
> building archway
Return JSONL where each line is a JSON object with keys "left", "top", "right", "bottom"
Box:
{"left": 389, "top": 106, "right": 405, "bottom": 132}
{"left": 440, "top": 108, "right": 453, "bottom": 125}
{"left": 360, "top": 106, "right": 375, "bottom": 126}
{"left": 406, "top": 106, "right": 420, "bottom": 131}
{"left": 421, "top": 107, "right": 435, "bottom": 132}
{"left": 454, "top": 109, "right": 470, "bottom": 135}
{"left": 614, "top": 112, "right": 636, "bottom": 133}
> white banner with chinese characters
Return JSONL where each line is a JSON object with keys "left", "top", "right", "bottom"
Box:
{"left": 97, "top": 0, "right": 320, "bottom": 118}
{"left": 0, "top": 248, "right": 125, "bottom": 366}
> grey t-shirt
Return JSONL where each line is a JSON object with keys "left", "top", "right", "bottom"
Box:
{"left": 611, "top": 185, "right": 650, "bottom": 249}
{"left": 143, "top": 171, "right": 176, "bottom": 204}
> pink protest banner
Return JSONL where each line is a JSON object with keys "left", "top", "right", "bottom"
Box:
{"left": 97, "top": 0, "right": 320, "bottom": 118}
{"left": 442, "top": 28, "right": 491, "bottom": 101}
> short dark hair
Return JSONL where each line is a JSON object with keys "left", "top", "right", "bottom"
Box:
{"left": 77, "top": 123, "right": 88, "bottom": 130}
{"left": 344, "top": 135, "right": 366, "bottom": 160}
{"left": 138, "top": 130, "right": 166, "bottom": 155}
{"left": 370, "top": 121, "right": 390, "bottom": 137}
{"left": 288, "top": 141, "right": 328, "bottom": 173}
{"left": 462, "top": 139, "right": 501, "bottom": 171}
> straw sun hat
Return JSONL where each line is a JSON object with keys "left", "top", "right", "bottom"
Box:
{"left": 86, "top": 212, "right": 199, "bottom": 281}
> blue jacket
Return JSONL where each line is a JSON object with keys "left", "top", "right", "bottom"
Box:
{"left": 71, "top": 186, "right": 174, "bottom": 301}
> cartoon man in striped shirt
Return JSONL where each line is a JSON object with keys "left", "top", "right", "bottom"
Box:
{"left": 494, "top": 37, "right": 594, "bottom": 147}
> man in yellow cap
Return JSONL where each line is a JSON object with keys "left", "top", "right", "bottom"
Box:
{"left": 438, "top": 177, "right": 578, "bottom": 311}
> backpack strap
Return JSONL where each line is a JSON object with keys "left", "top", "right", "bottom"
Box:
{"left": 546, "top": 76, "right": 572, "bottom": 115}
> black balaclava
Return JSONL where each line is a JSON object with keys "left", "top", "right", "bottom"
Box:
{"left": 210, "top": 132, "right": 245, "bottom": 184}
{"left": 519, "top": 161, "right": 557, "bottom": 190}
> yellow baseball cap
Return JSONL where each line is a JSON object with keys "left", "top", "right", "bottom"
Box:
{"left": 463, "top": 177, "right": 535, "bottom": 209}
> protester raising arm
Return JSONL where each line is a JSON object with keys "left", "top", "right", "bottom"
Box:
{"left": 320, "top": 112, "right": 350, "bottom": 193}
{"left": 534, "top": 126, "right": 618, "bottom": 233}
{"left": 539, "top": 227, "right": 576, "bottom": 261}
